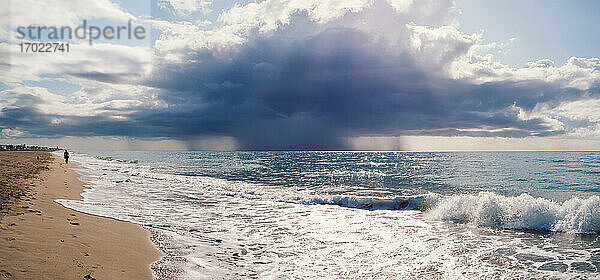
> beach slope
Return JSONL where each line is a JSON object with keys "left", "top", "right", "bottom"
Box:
{"left": 0, "top": 152, "right": 161, "bottom": 279}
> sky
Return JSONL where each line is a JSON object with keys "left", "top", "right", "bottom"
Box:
{"left": 1, "top": 0, "right": 600, "bottom": 151}
{"left": 456, "top": 0, "right": 600, "bottom": 67}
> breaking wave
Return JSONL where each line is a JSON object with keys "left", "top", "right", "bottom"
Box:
{"left": 287, "top": 191, "right": 600, "bottom": 234}
{"left": 426, "top": 192, "right": 600, "bottom": 234}
{"left": 284, "top": 195, "right": 427, "bottom": 210}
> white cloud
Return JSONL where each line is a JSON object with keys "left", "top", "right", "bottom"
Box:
{"left": 407, "top": 24, "right": 481, "bottom": 73}
{"left": 153, "top": 0, "right": 377, "bottom": 58}
{"left": 1, "top": 42, "right": 152, "bottom": 84}
{"left": 0, "top": 128, "right": 26, "bottom": 138}
{"left": 0, "top": 84, "right": 166, "bottom": 119}
{"left": 4, "top": 0, "right": 133, "bottom": 38}
{"left": 511, "top": 98, "right": 600, "bottom": 138}
{"left": 218, "top": 0, "right": 373, "bottom": 32}
{"left": 462, "top": 56, "right": 600, "bottom": 90}
{"left": 527, "top": 59, "right": 554, "bottom": 68}
{"left": 152, "top": 0, "right": 457, "bottom": 63}
{"left": 159, "top": 0, "right": 213, "bottom": 16}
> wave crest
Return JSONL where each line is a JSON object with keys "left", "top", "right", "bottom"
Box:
{"left": 426, "top": 192, "right": 600, "bottom": 234}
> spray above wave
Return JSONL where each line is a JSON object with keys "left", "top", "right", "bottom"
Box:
{"left": 426, "top": 192, "right": 600, "bottom": 234}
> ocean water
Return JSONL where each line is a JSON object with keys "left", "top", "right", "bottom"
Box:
{"left": 55, "top": 151, "right": 600, "bottom": 279}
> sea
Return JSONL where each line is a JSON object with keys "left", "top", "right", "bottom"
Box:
{"left": 54, "top": 151, "right": 600, "bottom": 279}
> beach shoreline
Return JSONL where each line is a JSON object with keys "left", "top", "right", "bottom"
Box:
{"left": 0, "top": 152, "right": 162, "bottom": 279}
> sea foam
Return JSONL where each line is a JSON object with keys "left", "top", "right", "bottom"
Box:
{"left": 58, "top": 151, "right": 600, "bottom": 279}
{"left": 426, "top": 192, "right": 600, "bottom": 234}
{"left": 290, "top": 191, "right": 600, "bottom": 233}
{"left": 284, "top": 195, "right": 426, "bottom": 210}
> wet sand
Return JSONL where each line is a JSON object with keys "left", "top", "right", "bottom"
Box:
{"left": 0, "top": 152, "right": 162, "bottom": 279}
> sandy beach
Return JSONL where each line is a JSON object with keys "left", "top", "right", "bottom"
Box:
{"left": 0, "top": 152, "right": 162, "bottom": 279}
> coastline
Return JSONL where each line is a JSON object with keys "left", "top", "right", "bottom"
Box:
{"left": 0, "top": 152, "right": 162, "bottom": 279}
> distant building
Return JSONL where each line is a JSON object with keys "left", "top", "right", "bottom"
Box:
{"left": 0, "top": 144, "right": 59, "bottom": 151}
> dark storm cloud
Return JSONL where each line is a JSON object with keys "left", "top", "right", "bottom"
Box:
{"left": 134, "top": 26, "right": 588, "bottom": 149}
{"left": 2, "top": 3, "right": 597, "bottom": 149}
{"left": 2, "top": 28, "right": 592, "bottom": 148}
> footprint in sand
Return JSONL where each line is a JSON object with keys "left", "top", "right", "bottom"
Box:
{"left": 0, "top": 269, "right": 12, "bottom": 278}
{"left": 67, "top": 217, "right": 80, "bottom": 225}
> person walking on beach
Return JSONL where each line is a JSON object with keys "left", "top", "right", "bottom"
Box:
{"left": 64, "top": 150, "right": 70, "bottom": 164}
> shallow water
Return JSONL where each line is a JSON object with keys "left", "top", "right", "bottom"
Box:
{"left": 56, "top": 151, "right": 600, "bottom": 279}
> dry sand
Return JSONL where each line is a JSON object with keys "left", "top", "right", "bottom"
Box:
{"left": 0, "top": 152, "right": 162, "bottom": 279}
{"left": 0, "top": 152, "right": 52, "bottom": 217}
